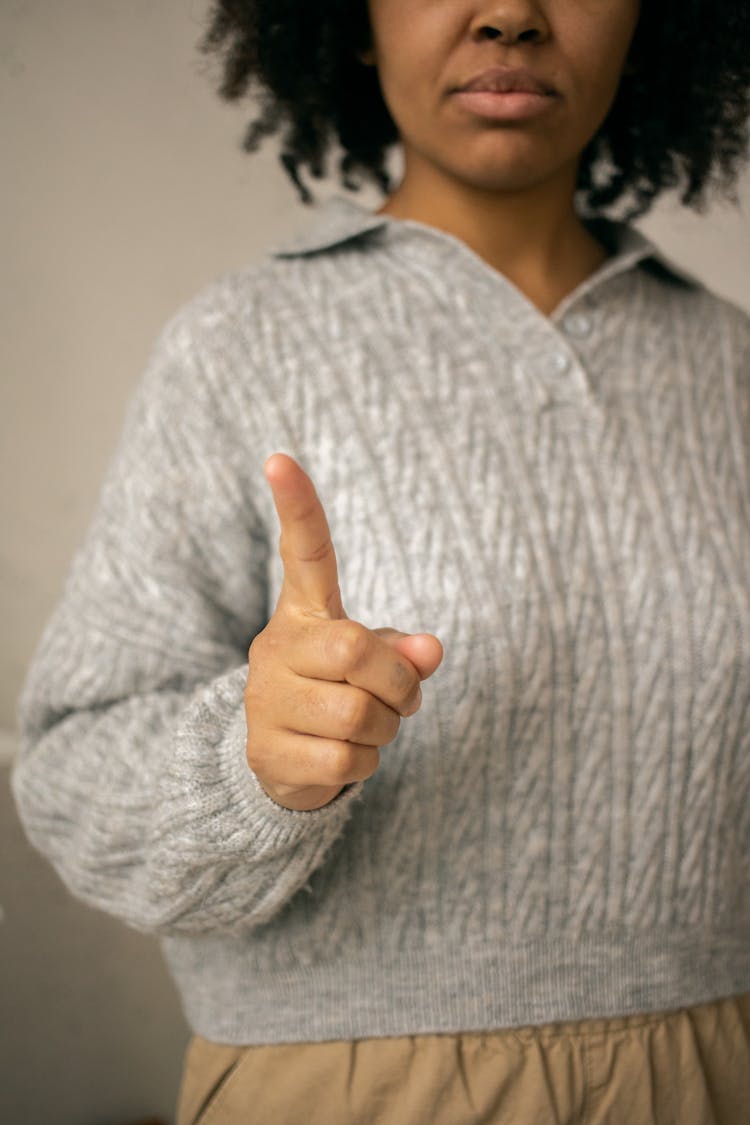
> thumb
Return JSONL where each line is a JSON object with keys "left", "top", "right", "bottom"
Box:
{"left": 374, "top": 628, "right": 444, "bottom": 681}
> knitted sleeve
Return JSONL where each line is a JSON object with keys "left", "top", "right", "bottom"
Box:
{"left": 11, "top": 305, "right": 363, "bottom": 936}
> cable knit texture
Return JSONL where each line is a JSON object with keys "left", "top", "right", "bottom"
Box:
{"left": 12, "top": 197, "right": 750, "bottom": 1044}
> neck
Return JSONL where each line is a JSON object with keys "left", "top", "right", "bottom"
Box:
{"left": 376, "top": 160, "right": 608, "bottom": 317}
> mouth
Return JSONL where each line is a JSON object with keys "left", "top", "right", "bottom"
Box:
{"left": 453, "top": 66, "right": 557, "bottom": 97}
{"left": 450, "top": 67, "right": 559, "bottom": 122}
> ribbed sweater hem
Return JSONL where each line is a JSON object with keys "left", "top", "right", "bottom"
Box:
{"left": 163, "top": 928, "right": 750, "bottom": 1045}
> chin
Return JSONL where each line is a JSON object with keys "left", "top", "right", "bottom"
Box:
{"left": 448, "top": 165, "right": 564, "bottom": 196}
{"left": 435, "top": 135, "right": 570, "bottom": 191}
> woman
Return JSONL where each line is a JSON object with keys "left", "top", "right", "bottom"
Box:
{"left": 13, "top": 1, "right": 750, "bottom": 1121}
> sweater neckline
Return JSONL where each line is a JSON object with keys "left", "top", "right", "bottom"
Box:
{"left": 270, "top": 194, "right": 699, "bottom": 299}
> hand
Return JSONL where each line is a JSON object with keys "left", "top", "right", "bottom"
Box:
{"left": 244, "top": 453, "right": 443, "bottom": 811}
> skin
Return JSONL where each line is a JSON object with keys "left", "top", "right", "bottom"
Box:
{"left": 246, "top": 455, "right": 443, "bottom": 811}
{"left": 247, "top": 2, "right": 640, "bottom": 808}
{"left": 364, "top": 0, "right": 642, "bottom": 315}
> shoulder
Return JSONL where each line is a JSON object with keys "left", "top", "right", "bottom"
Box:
{"left": 155, "top": 245, "right": 363, "bottom": 366}
{"left": 677, "top": 283, "right": 750, "bottom": 359}
{"left": 597, "top": 215, "right": 748, "bottom": 354}
{"left": 130, "top": 257, "right": 317, "bottom": 414}
{"left": 706, "top": 290, "right": 750, "bottom": 355}
{"left": 635, "top": 253, "right": 750, "bottom": 353}
{"left": 157, "top": 257, "right": 304, "bottom": 351}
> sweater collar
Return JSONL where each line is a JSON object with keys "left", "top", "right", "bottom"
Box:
{"left": 270, "top": 194, "right": 697, "bottom": 289}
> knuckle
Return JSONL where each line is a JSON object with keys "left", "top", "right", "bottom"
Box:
{"left": 244, "top": 668, "right": 265, "bottom": 709}
{"left": 290, "top": 499, "right": 320, "bottom": 528}
{"left": 280, "top": 521, "right": 333, "bottom": 566}
{"left": 300, "top": 535, "right": 334, "bottom": 566}
{"left": 324, "top": 743, "right": 380, "bottom": 784}
{"left": 392, "top": 661, "right": 419, "bottom": 708}
{"left": 324, "top": 742, "right": 357, "bottom": 783}
{"left": 277, "top": 531, "right": 293, "bottom": 566}
{"left": 247, "top": 628, "right": 266, "bottom": 665}
{"left": 330, "top": 620, "right": 370, "bottom": 673}
{"left": 380, "top": 713, "right": 402, "bottom": 746}
{"left": 244, "top": 730, "right": 271, "bottom": 774}
{"left": 401, "top": 685, "right": 422, "bottom": 716}
{"left": 244, "top": 681, "right": 259, "bottom": 712}
{"left": 338, "top": 690, "right": 371, "bottom": 738}
{"left": 360, "top": 747, "right": 381, "bottom": 780}
{"left": 245, "top": 746, "right": 262, "bottom": 774}
{"left": 248, "top": 623, "right": 281, "bottom": 670}
{"left": 245, "top": 667, "right": 271, "bottom": 713}
{"left": 248, "top": 617, "right": 297, "bottom": 680}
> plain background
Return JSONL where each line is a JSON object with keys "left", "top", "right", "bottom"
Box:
{"left": 1, "top": 2, "right": 749, "bottom": 1123}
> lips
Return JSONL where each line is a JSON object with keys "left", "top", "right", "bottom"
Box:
{"left": 454, "top": 66, "right": 556, "bottom": 97}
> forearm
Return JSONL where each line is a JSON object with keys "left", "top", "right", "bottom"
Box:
{"left": 12, "top": 635, "right": 363, "bottom": 936}
{"left": 11, "top": 308, "right": 364, "bottom": 936}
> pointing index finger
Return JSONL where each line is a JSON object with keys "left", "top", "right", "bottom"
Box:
{"left": 264, "top": 453, "right": 345, "bottom": 618}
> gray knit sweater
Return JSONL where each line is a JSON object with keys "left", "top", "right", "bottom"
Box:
{"left": 12, "top": 197, "right": 750, "bottom": 1044}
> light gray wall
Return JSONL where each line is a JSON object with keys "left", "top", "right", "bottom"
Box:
{"left": 2, "top": 1, "right": 750, "bottom": 734}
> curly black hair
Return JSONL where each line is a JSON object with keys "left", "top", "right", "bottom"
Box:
{"left": 199, "top": 0, "right": 750, "bottom": 220}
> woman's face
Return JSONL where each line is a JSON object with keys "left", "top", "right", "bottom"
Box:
{"left": 364, "top": 0, "right": 641, "bottom": 197}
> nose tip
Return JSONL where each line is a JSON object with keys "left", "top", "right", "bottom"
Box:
{"left": 471, "top": 3, "right": 550, "bottom": 46}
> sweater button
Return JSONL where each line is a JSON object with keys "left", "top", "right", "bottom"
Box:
{"left": 562, "top": 312, "right": 593, "bottom": 338}
{"left": 548, "top": 351, "right": 571, "bottom": 375}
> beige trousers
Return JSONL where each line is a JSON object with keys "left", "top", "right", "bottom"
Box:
{"left": 176, "top": 993, "right": 750, "bottom": 1125}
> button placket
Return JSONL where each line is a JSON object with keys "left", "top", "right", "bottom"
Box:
{"left": 545, "top": 303, "right": 596, "bottom": 397}
{"left": 562, "top": 311, "right": 593, "bottom": 338}
{"left": 548, "top": 351, "right": 571, "bottom": 376}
